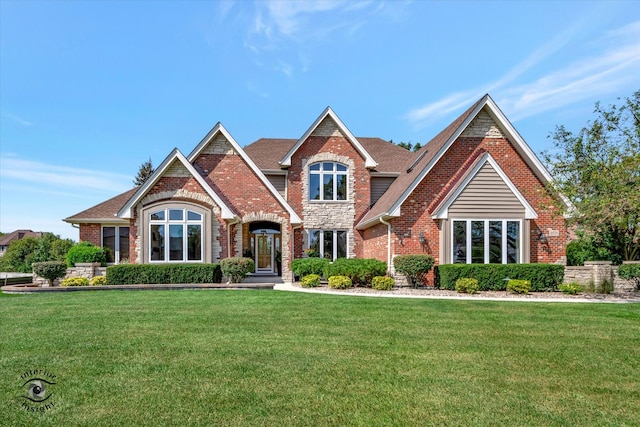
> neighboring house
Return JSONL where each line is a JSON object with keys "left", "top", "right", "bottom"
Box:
{"left": 0, "top": 230, "right": 43, "bottom": 257}
{"left": 64, "top": 94, "right": 568, "bottom": 282}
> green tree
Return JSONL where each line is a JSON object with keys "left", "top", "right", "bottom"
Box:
{"left": 544, "top": 90, "right": 640, "bottom": 262}
{"left": 0, "top": 237, "right": 39, "bottom": 273}
{"left": 396, "top": 141, "right": 422, "bottom": 152}
{"left": 133, "top": 157, "right": 155, "bottom": 186}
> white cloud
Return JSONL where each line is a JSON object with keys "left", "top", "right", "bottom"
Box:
{"left": 3, "top": 112, "right": 33, "bottom": 127}
{"left": 0, "top": 154, "right": 131, "bottom": 194}
{"left": 405, "top": 20, "right": 640, "bottom": 129}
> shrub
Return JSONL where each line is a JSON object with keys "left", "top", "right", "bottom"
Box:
{"left": 371, "top": 276, "right": 394, "bottom": 291}
{"left": 558, "top": 282, "right": 582, "bottom": 295}
{"left": 436, "top": 264, "right": 564, "bottom": 291}
{"left": 106, "top": 264, "right": 222, "bottom": 285}
{"left": 291, "top": 258, "right": 330, "bottom": 278}
{"left": 220, "top": 257, "right": 255, "bottom": 283}
{"left": 455, "top": 278, "right": 479, "bottom": 294}
{"left": 31, "top": 261, "right": 67, "bottom": 286}
{"left": 618, "top": 263, "right": 640, "bottom": 291}
{"left": 66, "top": 242, "right": 107, "bottom": 267}
{"left": 60, "top": 277, "right": 90, "bottom": 287}
{"left": 328, "top": 275, "right": 352, "bottom": 289}
{"left": 90, "top": 276, "right": 107, "bottom": 286}
{"left": 597, "top": 279, "right": 614, "bottom": 294}
{"left": 507, "top": 279, "right": 531, "bottom": 294}
{"left": 301, "top": 274, "right": 321, "bottom": 288}
{"left": 393, "top": 255, "right": 435, "bottom": 287}
{"left": 323, "top": 258, "right": 387, "bottom": 287}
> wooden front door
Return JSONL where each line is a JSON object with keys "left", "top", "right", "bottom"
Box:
{"left": 256, "top": 234, "right": 273, "bottom": 273}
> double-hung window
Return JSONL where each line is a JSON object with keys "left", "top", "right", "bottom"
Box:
{"left": 452, "top": 220, "right": 521, "bottom": 264}
{"left": 309, "top": 162, "right": 347, "bottom": 201}
{"left": 149, "top": 208, "right": 203, "bottom": 262}
{"left": 308, "top": 229, "right": 347, "bottom": 260}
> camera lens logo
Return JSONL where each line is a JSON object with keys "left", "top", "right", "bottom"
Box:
{"left": 19, "top": 370, "right": 57, "bottom": 412}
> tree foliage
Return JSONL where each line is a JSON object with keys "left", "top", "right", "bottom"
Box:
{"left": 0, "top": 233, "right": 75, "bottom": 273}
{"left": 544, "top": 91, "right": 640, "bottom": 262}
{"left": 133, "top": 157, "right": 155, "bottom": 186}
{"left": 395, "top": 141, "right": 422, "bottom": 152}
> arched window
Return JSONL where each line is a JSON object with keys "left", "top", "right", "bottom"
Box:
{"left": 309, "top": 162, "right": 348, "bottom": 201}
{"left": 149, "top": 208, "right": 203, "bottom": 262}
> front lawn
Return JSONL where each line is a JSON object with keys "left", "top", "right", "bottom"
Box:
{"left": 1, "top": 291, "right": 638, "bottom": 426}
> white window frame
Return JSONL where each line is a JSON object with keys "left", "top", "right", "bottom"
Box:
{"left": 148, "top": 208, "right": 204, "bottom": 263}
{"left": 451, "top": 219, "right": 522, "bottom": 264}
{"left": 308, "top": 162, "right": 348, "bottom": 201}
{"left": 308, "top": 229, "right": 348, "bottom": 261}
{"left": 101, "top": 225, "right": 130, "bottom": 264}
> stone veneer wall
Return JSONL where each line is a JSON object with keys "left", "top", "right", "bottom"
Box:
{"left": 301, "top": 152, "right": 356, "bottom": 258}
{"left": 564, "top": 261, "right": 636, "bottom": 292}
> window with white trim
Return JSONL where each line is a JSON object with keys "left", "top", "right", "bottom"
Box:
{"left": 102, "top": 226, "right": 130, "bottom": 264}
{"left": 308, "top": 229, "right": 347, "bottom": 260}
{"left": 309, "top": 162, "right": 348, "bottom": 201}
{"left": 452, "top": 220, "right": 520, "bottom": 264}
{"left": 149, "top": 208, "right": 203, "bottom": 262}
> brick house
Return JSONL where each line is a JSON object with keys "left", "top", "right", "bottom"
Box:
{"left": 64, "top": 94, "right": 568, "bottom": 282}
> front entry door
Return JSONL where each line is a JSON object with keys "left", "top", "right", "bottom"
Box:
{"left": 256, "top": 234, "right": 273, "bottom": 273}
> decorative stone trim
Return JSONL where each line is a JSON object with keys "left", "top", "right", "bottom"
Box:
{"left": 241, "top": 212, "right": 292, "bottom": 282}
{"left": 460, "top": 110, "right": 506, "bottom": 138}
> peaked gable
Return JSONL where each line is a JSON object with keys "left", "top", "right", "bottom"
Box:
{"left": 187, "top": 123, "right": 302, "bottom": 224}
{"left": 117, "top": 148, "right": 236, "bottom": 219}
{"left": 279, "top": 107, "right": 378, "bottom": 169}
{"left": 358, "top": 94, "right": 555, "bottom": 229}
{"left": 432, "top": 153, "right": 537, "bottom": 219}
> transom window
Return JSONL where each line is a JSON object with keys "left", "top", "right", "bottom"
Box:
{"left": 149, "top": 208, "right": 203, "bottom": 262}
{"left": 308, "top": 229, "right": 347, "bottom": 260}
{"left": 309, "top": 162, "right": 347, "bottom": 201}
{"left": 452, "top": 220, "right": 521, "bottom": 264}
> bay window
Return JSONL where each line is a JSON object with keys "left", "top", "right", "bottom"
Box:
{"left": 452, "top": 220, "right": 520, "bottom": 264}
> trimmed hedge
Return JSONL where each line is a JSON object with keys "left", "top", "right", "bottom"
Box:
{"left": 371, "top": 276, "right": 394, "bottom": 291}
{"left": 106, "top": 264, "right": 223, "bottom": 285}
{"left": 328, "top": 275, "right": 352, "bottom": 289}
{"left": 291, "top": 258, "right": 330, "bottom": 278}
{"left": 66, "top": 242, "right": 107, "bottom": 267}
{"left": 393, "top": 255, "right": 435, "bottom": 287}
{"left": 323, "top": 258, "right": 387, "bottom": 287}
{"left": 436, "top": 264, "right": 564, "bottom": 291}
{"left": 32, "top": 261, "right": 67, "bottom": 286}
{"left": 220, "top": 257, "right": 255, "bottom": 283}
{"left": 61, "top": 277, "right": 90, "bottom": 287}
{"left": 301, "top": 274, "right": 321, "bottom": 288}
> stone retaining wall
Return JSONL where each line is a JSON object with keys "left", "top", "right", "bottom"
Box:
{"left": 564, "top": 261, "right": 635, "bottom": 292}
{"left": 33, "top": 263, "right": 106, "bottom": 287}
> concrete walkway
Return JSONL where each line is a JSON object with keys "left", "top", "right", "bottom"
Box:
{"left": 273, "top": 282, "right": 640, "bottom": 303}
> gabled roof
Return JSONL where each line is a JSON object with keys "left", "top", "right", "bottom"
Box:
{"left": 431, "top": 152, "right": 538, "bottom": 219}
{"left": 64, "top": 188, "right": 137, "bottom": 224}
{"left": 117, "top": 148, "right": 237, "bottom": 220}
{"left": 279, "top": 107, "right": 378, "bottom": 169}
{"left": 187, "top": 123, "right": 302, "bottom": 225}
{"left": 0, "top": 230, "right": 43, "bottom": 246}
{"left": 357, "top": 94, "right": 556, "bottom": 229}
{"left": 245, "top": 137, "right": 415, "bottom": 174}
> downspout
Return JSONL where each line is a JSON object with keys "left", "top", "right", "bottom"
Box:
{"left": 227, "top": 217, "right": 241, "bottom": 259}
{"left": 379, "top": 217, "right": 392, "bottom": 274}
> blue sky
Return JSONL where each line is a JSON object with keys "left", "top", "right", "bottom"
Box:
{"left": 1, "top": 0, "right": 639, "bottom": 241}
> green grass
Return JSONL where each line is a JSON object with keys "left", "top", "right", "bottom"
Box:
{"left": 1, "top": 291, "right": 639, "bottom": 426}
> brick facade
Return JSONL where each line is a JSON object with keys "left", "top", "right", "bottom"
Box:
{"left": 68, "top": 96, "right": 568, "bottom": 284}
